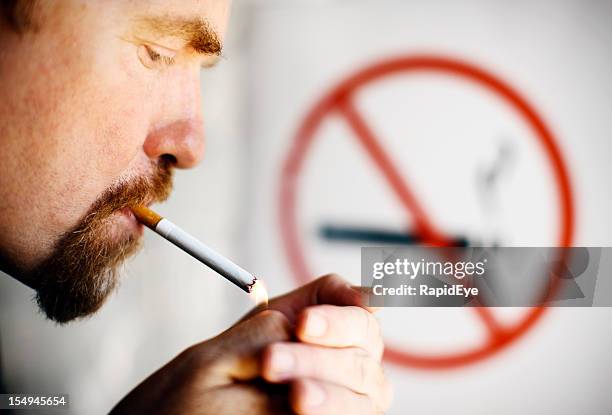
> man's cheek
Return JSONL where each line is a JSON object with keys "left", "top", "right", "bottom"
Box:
{"left": 48, "top": 107, "right": 150, "bottom": 231}
{"left": 85, "top": 42, "right": 158, "bottom": 177}
{"left": 89, "top": 86, "right": 153, "bottom": 176}
{"left": 95, "top": 113, "right": 148, "bottom": 174}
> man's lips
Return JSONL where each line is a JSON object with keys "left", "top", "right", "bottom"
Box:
{"left": 119, "top": 207, "right": 144, "bottom": 235}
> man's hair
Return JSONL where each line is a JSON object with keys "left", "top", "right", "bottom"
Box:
{"left": 1, "top": 0, "right": 37, "bottom": 33}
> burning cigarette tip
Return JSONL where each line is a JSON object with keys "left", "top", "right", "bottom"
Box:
{"left": 250, "top": 279, "right": 269, "bottom": 307}
{"left": 246, "top": 277, "right": 258, "bottom": 293}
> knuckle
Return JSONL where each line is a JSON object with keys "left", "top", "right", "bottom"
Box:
{"left": 371, "top": 318, "right": 384, "bottom": 357}
{"left": 275, "top": 342, "right": 300, "bottom": 360}
{"left": 357, "top": 353, "right": 369, "bottom": 391}
{"left": 377, "top": 336, "right": 385, "bottom": 357}
{"left": 317, "top": 273, "right": 345, "bottom": 286}
{"left": 354, "top": 351, "right": 371, "bottom": 390}
{"left": 257, "top": 310, "right": 291, "bottom": 335}
{"left": 320, "top": 272, "right": 342, "bottom": 280}
{"left": 179, "top": 343, "right": 213, "bottom": 375}
{"left": 355, "top": 308, "right": 384, "bottom": 357}
{"left": 370, "top": 359, "right": 385, "bottom": 390}
{"left": 301, "top": 346, "right": 325, "bottom": 374}
{"left": 367, "top": 310, "right": 381, "bottom": 338}
{"left": 356, "top": 307, "right": 373, "bottom": 342}
{"left": 258, "top": 309, "right": 287, "bottom": 323}
{"left": 353, "top": 350, "right": 384, "bottom": 394}
{"left": 358, "top": 395, "right": 380, "bottom": 415}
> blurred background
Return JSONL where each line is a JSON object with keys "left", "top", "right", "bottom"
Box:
{"left": 1, "top": 0, "right": 612, "bottom": 413}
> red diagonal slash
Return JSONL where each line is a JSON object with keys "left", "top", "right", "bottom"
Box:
{"left": 336, "top": 96, "right": 508, "bottom": 339}
{"left": 336, "top": 98, "right": 448, "bottom": 245}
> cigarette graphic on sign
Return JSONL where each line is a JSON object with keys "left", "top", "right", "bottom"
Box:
{"left": 279, "top": 54, "right": 575, "bottom": 369}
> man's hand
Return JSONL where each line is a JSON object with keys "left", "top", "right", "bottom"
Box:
{"left": 111, "top": 275, "right": 392, "bottom": 414}
{"left": 262, "top": 275, "right": 392, "bottom": 414}
{"left": 111, "top": 310, "right": 294, "bottom": 414}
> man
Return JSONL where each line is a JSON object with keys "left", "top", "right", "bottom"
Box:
{"left": 0, "top": 1, "right": 392, "bottom": 414}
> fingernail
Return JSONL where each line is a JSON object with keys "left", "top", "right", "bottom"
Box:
{"left": 270, "top": 346, "right": 294, "bottom": 375}
{"left": 305, "top": 311, "right": 328, "bottom": 337}
{"left": 303, "top": 380, "right": 326, "bottom": 408}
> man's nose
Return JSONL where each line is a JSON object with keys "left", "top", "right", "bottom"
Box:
{"left": 143, "top": 118, "right": 205, "bottom": 169}
{"left": 144, "top": 67, "right": 206, "bottom": 169}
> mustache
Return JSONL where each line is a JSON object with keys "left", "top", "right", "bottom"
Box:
{"left": 80, "top": 157, "right": 174, "bottom": 229}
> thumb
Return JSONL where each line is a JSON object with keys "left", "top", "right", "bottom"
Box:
{"left": 207, "top": 310, "right": 292, "bottom": 381}
{"left": 266, "top": 274, "right": 365, "bottom": 323}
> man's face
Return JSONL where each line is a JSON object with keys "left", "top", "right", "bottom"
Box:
{"left": 0, "top": 0, "right": 230, "bottom": 322}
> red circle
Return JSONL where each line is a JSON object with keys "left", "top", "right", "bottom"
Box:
{"left": 279, "top": 55, "right": 575, "bottom": 369}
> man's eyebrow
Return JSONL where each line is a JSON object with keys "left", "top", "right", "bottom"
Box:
{"left": 134, "top": 16, "right": 222, "bottom": 56}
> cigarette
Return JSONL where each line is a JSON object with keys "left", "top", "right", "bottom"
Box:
{"left": 131, "top": 205, "right": 257, "bottom": 293}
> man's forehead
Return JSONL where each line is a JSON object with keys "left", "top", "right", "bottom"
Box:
{"left": 131, "top": 0, "right": 231, "bottom": 29}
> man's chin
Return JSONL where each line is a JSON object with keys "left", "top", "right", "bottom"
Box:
{"left": 32, "top": 213, "right": 143, "bottom": 324}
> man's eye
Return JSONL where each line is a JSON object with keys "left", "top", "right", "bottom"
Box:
{"left": 138, "top": 44, "right": 176, "bottom": 68}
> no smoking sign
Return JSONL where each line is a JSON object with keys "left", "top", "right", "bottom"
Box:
{"left": 279, "top": 55, "right": 575, "bottom": 369}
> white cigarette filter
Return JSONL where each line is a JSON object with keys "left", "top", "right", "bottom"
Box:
{"left": 131, "top": 205, "right": 257, "bottom": 293}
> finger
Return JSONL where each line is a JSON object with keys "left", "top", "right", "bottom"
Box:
{"left": 291, "top": 379, "right": 384, "bottom": 415}
{"left": 261, "top": 275, "right": 364, "bottom": 323}
{"left": 200, "top": 310, "right": 292, "bottom": 382}
{"left": 296, "top": 305, "right": 384, "bottom": 360}
{"left": 221, "top": 310, "right": 292, "bottom": 354}
{"left": 263, "top": 343, "right": 389, "bottom": 405}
